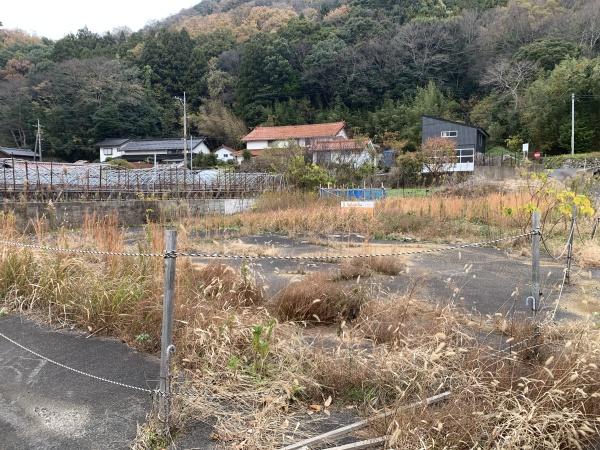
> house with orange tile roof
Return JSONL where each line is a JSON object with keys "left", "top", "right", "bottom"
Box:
{"left": 241, "top": 122, "right": 377, "bottom": 167}
{"left": 241, "top": 122, "right": 348, "bottom": 151}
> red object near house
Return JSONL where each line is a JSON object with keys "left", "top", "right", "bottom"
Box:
{"left": 534, "top": 151, "right": 541, "bottom": 159}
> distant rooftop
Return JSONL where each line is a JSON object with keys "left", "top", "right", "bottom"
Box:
{"left": 0, "top": 147, "right": 36, "bottom": 158}
{"left": 96, "top": 138, "right": 207, "bottom": 153}
{"left": 95, "top": 138, "right": 130, "bottom": 147}
{"left": 242, "top": 122, "right": 346, "bottom": 142}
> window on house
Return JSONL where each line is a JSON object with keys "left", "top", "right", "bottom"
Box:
{"left": 456, "top": 148, "right": 474, "bottom": 163}
{"left": 103, "top": 148, "right": 113, "bottom": 155}
{"left": 441, "top": 131, "right": 458, "bottom": 138}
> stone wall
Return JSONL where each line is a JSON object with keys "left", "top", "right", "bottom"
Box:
{"left": 0, "top": 198, "right": 254, "bottom": 230}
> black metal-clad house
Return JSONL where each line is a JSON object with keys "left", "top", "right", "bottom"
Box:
{"left": 421, "top": 115, "right": 488, "bottom": 172}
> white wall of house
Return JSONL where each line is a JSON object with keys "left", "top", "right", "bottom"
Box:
{"left": 215, "top": 147, "right": 236, "bottom": 162}
{"left": 99, "top": 146, "right": 125, "bottom": 162}
{"left": 247, "top": 141, "right": 269, "bottom": 150}
{"left": 336, "top": 129, "right": 348, "bottom": 139}
{"left": 191, "top": 142, "right": 210, "bottom": 155}
{"left": 421, "top": 148, "right": 475, "bottom": 173}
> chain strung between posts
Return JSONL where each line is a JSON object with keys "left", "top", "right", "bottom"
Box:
{"left": 0, "top": 239, "right": 164, "bottom": 258}
{"left": 175, "top": 232, "right": 535, "bottom": 261}
{"left": 0, "top": 330, "right": 156, "bottom": 395}
{"left": 0, "top": 232, "right": 534, "bottom": 261}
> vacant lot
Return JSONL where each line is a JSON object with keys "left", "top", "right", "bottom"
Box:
{"left": 0, "top": 183, "right": 598, "bottom": 449}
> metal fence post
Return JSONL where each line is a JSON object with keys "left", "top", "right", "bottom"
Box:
{"left": 565, "top": 205, "right": 577, "bottom": 284}
{"left": 531, "top": 211, "right": 541, "bottom": 317}
{"left": 159, "top": 229, "right": 177, "bottom": 431}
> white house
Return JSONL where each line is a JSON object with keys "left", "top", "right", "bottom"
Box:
{"left": 214, "top": 145, "right": 237, "bottom": 163}
{"left": 308, "top": 139, "right": 377, "bottom": 167}
{"left": 97, "top": 137, "right": 209, "bottom": 164}
{"left": 241, "top": 122, "right": 348, "bottom": 150}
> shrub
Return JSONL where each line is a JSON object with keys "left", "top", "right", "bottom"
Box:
{"left": 286, "top": 156, "right": 332, "bottom": 191}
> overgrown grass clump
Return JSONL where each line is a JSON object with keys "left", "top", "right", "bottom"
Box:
{"left": 270, "top": 272, "right": 366, "bottom": 324}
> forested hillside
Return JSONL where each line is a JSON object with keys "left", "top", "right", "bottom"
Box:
{"left": 1, "top": 0, "right": 600, "bottom": 161}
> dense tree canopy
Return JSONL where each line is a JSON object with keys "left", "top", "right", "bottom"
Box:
{"left": 1, "top": 0, "right": 600, "bottom": 160}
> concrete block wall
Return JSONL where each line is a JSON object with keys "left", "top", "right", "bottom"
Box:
{"left": 0, "top": 198, "right": 255, "bottom": 231}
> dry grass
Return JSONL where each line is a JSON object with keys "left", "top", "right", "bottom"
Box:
{"left": 337, "top": 256, "right": 406, "bottom": 280}
{"left": 193, "top": 263, "right": 264, "bottom": 308}
{"left": 269, "top": 272, "right": 367, "bottom": 324}
{"left": 578, "top": 241, "right": 600, "bottom": 269}
{"left": 386, "top": 323, "right": 600, "bottom": 449}
{"left": 188, "top": 188, "right": 590, "bottom": 243}
{"left": 355, "top": 297, "right": 457, "bottom": 346}
{"left": 1, "top": 210, "right": 600, "bottom": 449}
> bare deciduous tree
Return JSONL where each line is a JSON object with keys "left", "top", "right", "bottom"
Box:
{"left": 421, "top": 137, "right": 457, "bottom": 184}
{"left": 482, "top": 59, "right": 538, "bottom": 109}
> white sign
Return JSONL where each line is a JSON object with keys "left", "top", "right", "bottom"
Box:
{"left": 341, "top": 201, "right": 375, "bottom": 209}
{"left": 522, "top": 143, "right": 529, "bottom": 154}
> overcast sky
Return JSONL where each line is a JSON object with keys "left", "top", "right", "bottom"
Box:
{"left": 2, "top": 0, "right": 199, "bottom": 39}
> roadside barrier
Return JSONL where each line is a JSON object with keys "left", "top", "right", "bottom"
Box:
{"left": 0, "top": 231, "right": 533, "bottom": 261}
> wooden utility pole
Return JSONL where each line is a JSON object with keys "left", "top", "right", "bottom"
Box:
{"left": 33, "top": 119, "right": 43, "bottom": 162}
{"left": 183, "top": 91, "right": 188, "bottom": 169}
{"left": 175, "top": 93, "right": 188, "bottom": 169}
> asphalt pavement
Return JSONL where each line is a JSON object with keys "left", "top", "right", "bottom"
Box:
{"left": 0, "top": 315, "right": 159, "bottom": 450}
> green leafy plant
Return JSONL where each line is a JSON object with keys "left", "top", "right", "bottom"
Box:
{"left": 134, "top": 332, "right": 151, "bottom": 343}
{"left": 251, "top": 319, "right": 276, "bottom": 375}
{"left": 286, "top": 156, "right": 332, "bottom": 191}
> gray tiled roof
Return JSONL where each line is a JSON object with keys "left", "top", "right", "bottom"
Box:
{"left": 95, "top": 138, "right": 130, "bottom": 147}
{"left": 121, "top": 138, "right": 206, "bottom": 153}
{"left": 0, "top": 147, "right": 36, "bottom": 157}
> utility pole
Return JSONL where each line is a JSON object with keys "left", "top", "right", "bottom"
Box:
{"left": 189, "top": 135, "right": 193, "bottom": 171}
{"left": 183, "top": 91, "right": 188, "bottom": 169}
{"left": 571, "top": 93, "right": 575, "bottom": 155}
{"left": 174, "top": 92, "right": 188, "bottom": 169}
{"left": 33, "top": 119, "right": 43, "bottom": 162}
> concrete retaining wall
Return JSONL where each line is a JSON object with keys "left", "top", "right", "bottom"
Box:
{"left": 474, "top": 165, "right": 518, "bottom": 181}
{"left": 0, "top": 198, "right": 255, "bottom": 230}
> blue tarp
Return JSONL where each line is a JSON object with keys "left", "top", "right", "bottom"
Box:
{"left": 319, "top": 188, "right": 386, "bottom": 200}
